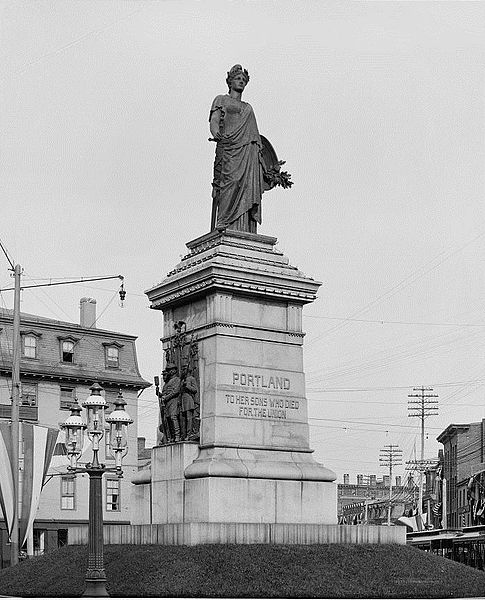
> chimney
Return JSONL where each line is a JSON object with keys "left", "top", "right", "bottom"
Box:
{"left": 356, "top": 474, "right": 363, "bottom": 485}
{"left": 343, "top": 474, "right": 349, "bottom": 484}
{"left": 395, "top": 475, "right": 402, "bottom": 487}
{"left": 369, "top": 474, "right": 376, "bottom": 486}
{"left": 383, "top": 475, "right": 390, "bottom": 487}
{"left": 80, "top": 297, "right": 96, "bottom": 328}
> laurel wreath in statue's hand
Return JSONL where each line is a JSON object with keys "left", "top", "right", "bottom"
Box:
{"left": 264, "top": 160, "right": 293, "bottom": 189}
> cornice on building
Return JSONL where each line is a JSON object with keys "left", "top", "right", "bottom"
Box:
{"left": 437, "top": 423, "right": 472, "bottom": 444}
{"left": 0, "top": 362, "right": 150, "bottom": 389}
{"left": 0, "top": 308, "right": 150, "bottom": 389}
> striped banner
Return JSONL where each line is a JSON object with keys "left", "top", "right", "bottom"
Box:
{"left": 0, "top": 422, "right": 58, "bottom": 545}
{"left": 19, "top": 423, "right": 58, "bottom": 546}
{"left": 0, "top": 422, "right": 15, "bottom": 538}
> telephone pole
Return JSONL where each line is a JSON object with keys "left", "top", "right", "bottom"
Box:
{"left": 10, "top": 264, "right": 21, "bottom": 566}
{"left": 408, "top": 386, "right": 438, "bottom": 517}
{"left": 379, "top": 444, "right": 403, "bottom": 526}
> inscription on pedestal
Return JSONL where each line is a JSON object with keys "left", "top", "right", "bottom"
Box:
{"left": 224, "top": 392, "right": 300, "bottom": 420}
{"left": 216, "top": 365, "right": 306, "bottom": 422}
{"left": 232, "top": 371, "right": 291, "bottom": 390}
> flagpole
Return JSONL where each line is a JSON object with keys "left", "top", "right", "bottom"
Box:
{"left": 10, "top": 263, "right": 21, "bottom": 566}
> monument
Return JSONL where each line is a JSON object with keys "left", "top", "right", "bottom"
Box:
{"left": 133, "top": 65, "right": 338, "bottom": 541}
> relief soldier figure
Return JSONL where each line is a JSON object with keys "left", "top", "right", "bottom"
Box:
{"left": 180, "top": 364, "right": 198, "bottom": 441}
{"left": 161, "top": 363, "right": 181, "bottom": 442}
{"left": 155, "top": 321, "right": 200, "bottom": 445}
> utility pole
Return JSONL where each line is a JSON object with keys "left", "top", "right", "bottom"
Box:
{"left": 380, "top": 444, "right": 403, "bottom": 526}
{"left": 408, "top": 386, "right": 438, "bottom": 518}
{"left": 10, "top": 264, "right": 21, "bottom": 566}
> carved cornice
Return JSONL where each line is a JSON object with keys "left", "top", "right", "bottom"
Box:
{"left": 167, "top": 250, "right": 298, "bottom": 279}
{"left": 151, "top": 280, "right": 214, "bottom": 307}
{"left": 146, "top": 231, "right": 321, "bottom": 310}
{"left": 150, "top": 276, "right": 317, "bottom": 309}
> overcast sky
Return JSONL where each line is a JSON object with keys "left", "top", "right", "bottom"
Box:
{"left": 2, "top": 1, "right": 485, "bottom": 483}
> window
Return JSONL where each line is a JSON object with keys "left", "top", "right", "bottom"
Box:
{"left": 21, "top": 382, "right": 37, "bottom": 406}
{"left": 106, "top": 478, "right": 120, "bottom": 511}
{"left": 61, "top": 476, "right": 76, "bottom": 510}
{"left": 106, "top": 346, "right": 119, "bottom": 368}
{"left": 22, "top": 335, "right": 37, "bottom": 359}
{"left": 60, "top": 386, "right": 76, "bottom": 410}
{"left": 61, "top": 341, "right": 74, "bottom": 363}
{"left": 103, "top": 342, "right": 123, "bottom": 369}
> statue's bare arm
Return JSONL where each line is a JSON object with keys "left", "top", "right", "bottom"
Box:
{"left": 210, "top": 108, "right": 223, "bottom": 141}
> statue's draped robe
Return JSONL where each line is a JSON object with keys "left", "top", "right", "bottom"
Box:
{"left": 210, "top": 95, "right": 264, "bottom": 232}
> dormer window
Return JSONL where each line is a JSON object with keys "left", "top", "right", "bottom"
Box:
{"left": 106, "top": 346, "right": 119, "bottom": 368}
{"left": 24, "top": 335, "right": 37, "bottom": 358}
{"left": 62, "top": 341, "right": 74, "bottom": 363}
{"left": 58, "top": 336, "right": 79, "bottom": 364}
{"left": 21, "top": 331, "right": 41, "bottom": 359}
{"left": 103, "top": 342, "right": 123, "bottom": 369}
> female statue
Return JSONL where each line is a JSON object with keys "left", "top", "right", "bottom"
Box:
{"left": 209, "top": 64, "right": 263, "bottom": 232}
{"left": 209, "top": 65, "right": 293, "bottom": 233}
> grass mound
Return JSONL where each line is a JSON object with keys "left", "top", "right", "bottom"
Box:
{"left": 0, "top": 543, "right": 485, "bottom": 598}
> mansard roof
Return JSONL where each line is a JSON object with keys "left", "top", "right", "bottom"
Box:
{"left": 0, "top": 308, "right": 150, "bottom": 389}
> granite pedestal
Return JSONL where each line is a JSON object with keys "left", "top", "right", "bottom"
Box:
{"left": 136, "top": 229, "right": 337, "bottom": 529}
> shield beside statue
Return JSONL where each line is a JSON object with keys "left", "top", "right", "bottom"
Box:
{"left": 260, "top": 135, "right": 293, "bottom": 192}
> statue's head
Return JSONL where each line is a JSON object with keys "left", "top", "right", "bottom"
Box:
{"left": 226, "top": 64, "right": 250, "bottom": 91}
{"left": 165, "top": 363, "right": 177, "bottom": 378}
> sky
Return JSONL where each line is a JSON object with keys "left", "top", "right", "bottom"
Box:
{"left": 1, "top": 0, "right": 485, "bottom": 485}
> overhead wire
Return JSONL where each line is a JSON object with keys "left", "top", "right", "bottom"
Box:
{"left": 306, "top": 230, "right": 485, "bottom": 346}
{"left": 305, "top": 300, "right": 485, "bottom": 380}
{"left": 0, "top": 237, "right": 15, "bottom": 270}
{"left": 307, "top": 380, "right": 485, "bottom": 392}
{"left": 304, "top": 314, "right": 485, "bottom": 327}
{"left": 3, "top": 6, "right": 146, "bottom": 81}
{"left": 310, "top": 327, "right": 485, "bottom": 384}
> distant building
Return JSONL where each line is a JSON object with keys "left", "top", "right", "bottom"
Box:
{"left": 0, "top": 299, "right": 150, "bottom": 567}
{"left": 437, "top": 421, "right": 485, "bottom": 529}
{"left": 338, "top": 473, "right": 417, "bottom": 524}
{"left": 421, "top": 452, "right": 444, "bottom": 530}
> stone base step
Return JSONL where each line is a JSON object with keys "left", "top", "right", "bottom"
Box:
{"left": 68, "top": 522, "right": 406, "bottom": 546}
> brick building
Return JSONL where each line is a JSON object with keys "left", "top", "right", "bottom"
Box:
{"left": 338, "top": 473, "right": 417, "bottom": 524}
{"left": 0, "top": 299, "right": 149, "bottom": 567}
{"left": 437, "top": 421, "right": 485, "bottom": 530}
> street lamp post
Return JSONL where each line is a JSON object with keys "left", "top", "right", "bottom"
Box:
{"left": 61, "top": 383, "right": 133, "bottom": 598}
